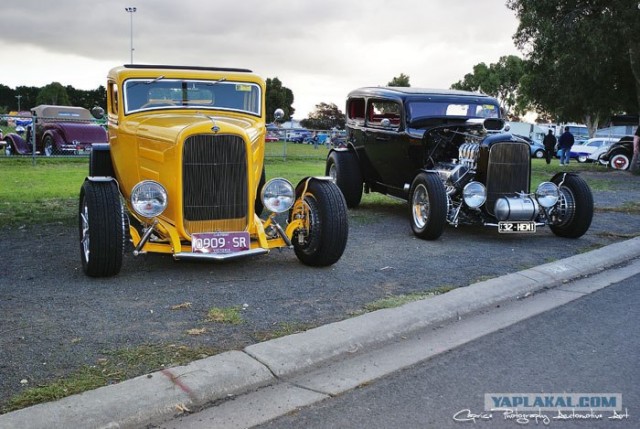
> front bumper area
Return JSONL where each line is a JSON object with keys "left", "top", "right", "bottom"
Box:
{"left": 173, "top": 247, "right": 269, "bottom": 261}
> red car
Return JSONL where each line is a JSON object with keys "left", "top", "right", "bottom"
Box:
{"left": 265, "top": 132, "right": 279, "bottom": 142}
{"left": 4, "top": 105, "right": 107, "bottom": 156}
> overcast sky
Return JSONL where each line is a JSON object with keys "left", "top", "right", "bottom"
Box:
{"left": 1, "top": 0, "right": 521, "bottom": 118}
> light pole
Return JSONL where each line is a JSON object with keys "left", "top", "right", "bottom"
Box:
{"left": 125, "top": 7, "right": 137, "bottom": 63}
{"left": 15, "top": 95, "right": 22, "bottom": 112}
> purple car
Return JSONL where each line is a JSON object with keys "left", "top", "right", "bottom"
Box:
{"left": 4, "top": 105, "right": 107, "bottom": 156}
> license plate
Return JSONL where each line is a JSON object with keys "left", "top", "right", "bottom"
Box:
{"left": 498, "top": 221, "right": 536, "bottom": 233}
{"left": 191, "top": 232, "right": 250, "bottom": 254}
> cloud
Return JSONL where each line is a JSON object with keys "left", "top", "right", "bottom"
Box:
{"left": 1, "top": 0, "right": 520, "bottom": 117}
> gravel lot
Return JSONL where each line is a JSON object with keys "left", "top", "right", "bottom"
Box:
{"left": 1, "top": 169, "right": 639, "bottom": 410}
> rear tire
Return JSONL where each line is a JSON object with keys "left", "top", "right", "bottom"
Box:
{"left": 549, "top": 174, "right": 593, "bottom": 238}
{"left": 577, "top": 155, "right": 588, "bottom": 163}
{"left": 326, "top": 151, "right": 363, "bottom": 208}
{"left": 292, "top": 180, "right": 348, "bottom": 267}
{"left": 409, "top": 172, "right": 447, "bottom": 240}
{"left": 609, "top": 153, "right": 630, "bottom": 170}
{"left": 534, "top": 149, "right": 544, "bottom": 159}
{"left": 79, "top": 180, "right": 125, "bottom": 277}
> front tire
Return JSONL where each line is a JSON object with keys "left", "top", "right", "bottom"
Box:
{"left": 326, "top": 151, "right": 363, "bottom": 208}
{"left": 577, "top": 155, "right": 588, "bottom": 163}
{"left": 549, "top": 174, "right": 593, "bottom": 238}
{"left": 89, "top": 147, "right": 115, "bottom": 176}
{"left": 409, "top": 172, "right": 447, "bottom": 240}
{"left": 609, "top": 153, "right": 630, "bottom": 170}
{"left": 534, "top": 149, "right": 544, "bottom": 159}
{"left": 292, "top": 180, "right": 348, "bottom": 267}
{"left": 43, "top": 135, "right": 55, "bottom": 156}
{"left": 255, "top": 167, "right": 266, "bottom": 216}
{"left": 79, "top": 180, "right": 125, "bottom": 277}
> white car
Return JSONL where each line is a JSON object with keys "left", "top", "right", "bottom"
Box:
{"left": 573, "top": 137, "right": 619, "bottom": 163}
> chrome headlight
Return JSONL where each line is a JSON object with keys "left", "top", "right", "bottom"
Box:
{"left": 463, "top": 181, "right": 487, "bottom": 208}
{"left": 536, "top": 182, "right": 560, "bottom": 208}
{"left": 131, "top": 180, "right": 168, "bottom": 218}
{"left": 261, "top": 178, "right": 295, "bottom": 213}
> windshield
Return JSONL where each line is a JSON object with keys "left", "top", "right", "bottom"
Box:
{"left": 123, "top": 78, "right": 261, "bottom": 116}
{"left": 407, "top": 101, "right": 500, "bottom": 120}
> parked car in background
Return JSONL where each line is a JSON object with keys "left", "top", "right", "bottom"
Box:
{"left": 286, "top": 130, "right": 313, "bottom": 143}
{"left": 265, "top": 132, "right": 279, "bottom": 142}
{"left": 599, "top": 136, "right": 634, "bottom": 170}
{"left": 327, "top": 87, "right": 593, "bottom": 240}
{"left": 572, "top": 137, "right": 619, "bottom": 163}
{"left": 4, "top": 105, "right": 107, "bottom": 156}
{"left": 514, "top": 134, "right": 545, "bottom": 158}
{"left": 79, "top": 64, "right": 348, "bottom": 277}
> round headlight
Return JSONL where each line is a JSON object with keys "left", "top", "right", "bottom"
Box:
{"left": 463, "top": 181, "right": 487, "bottom": 208}
{"left": 261, "top": 178, "right": 295, "bottom": 213}
{"left": 131, "top": 180, "right": 168, "bottom": 218}
{"left": 536, "top": 181, "right": 560, "bottom": 208}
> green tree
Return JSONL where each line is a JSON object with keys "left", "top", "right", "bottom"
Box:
{"left": 388, "top": 73, "right": 411, "bottom": 87}
{"left": 0, "top": 84, "right": 15, "bottom": 113}
{"left": 66, "top": 85, "right": 107, "bottom": 110}
{"left": 300, "top": 102, "right": 345, "bottom": 130}
{"left": 36, "top": 82, "right": 71, "bottom": 106}
{"left": 265, "top": 77, "right": 294, "bottom": 123}
{"left": 13, "top": 86, "right": 39, "bottom": 112}
{"left": 507, "top": 0, "right": 640, "bottom": 135}
{"left": 451, "top": 55, "right": 526, "bottom": 118}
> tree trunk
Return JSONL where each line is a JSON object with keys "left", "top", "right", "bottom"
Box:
{"left": 629, "top": 44, "right": 640, "bottom": 174}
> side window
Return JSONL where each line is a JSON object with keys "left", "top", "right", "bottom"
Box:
{"left": 109, "top": 82, "right": 119, "bottom": 115}
{"left": 367, "top": 100, "right": 401, "bottom": 128}
{"left": 347, "top": 98, "right": 365, "bottom": 126}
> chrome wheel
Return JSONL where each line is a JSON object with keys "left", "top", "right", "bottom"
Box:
{"left": 411, "top": 183, "right": 430, "bottom": 229}
{"left": 80, "top": 201, "right": 90, "bottom": 263}
{"left": 43, "top": 136, "right": 54, "bottom": 156}
{"left": 328, "top": 162, "right": 337, "bottom": 183}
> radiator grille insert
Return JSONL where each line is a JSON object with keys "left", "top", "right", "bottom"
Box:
{"left": 485, "top": 142, "right": 530, "bottom": 217}
{"left": 182, "top": 134, "right": 248, "bottom": 226}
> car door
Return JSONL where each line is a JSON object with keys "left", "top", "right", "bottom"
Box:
{"left": 362, "top": 99, "right": 412, "bottom": 190}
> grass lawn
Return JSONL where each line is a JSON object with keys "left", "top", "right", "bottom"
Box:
{"left": 0, "top": 150, "right": 615, "bottom": 228}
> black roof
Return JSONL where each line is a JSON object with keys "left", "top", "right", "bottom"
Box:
{"left": 347, "top": 86, "right": 498, "bottom": 104}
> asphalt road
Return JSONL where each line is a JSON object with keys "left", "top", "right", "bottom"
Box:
{"left": 256, "top": 271, "right": 640, "bottom": 429}
{"left": 1, "top": 169, "right": 639, "bottom": 410}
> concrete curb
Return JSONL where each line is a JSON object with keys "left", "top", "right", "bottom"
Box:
{"left": 1, "top": 237, "right": 639, "bottom": 429}
{"left": 0, "top": 351, "right": 274, "bottom": 429}
{"left": 244, "top": 236, "right": 640, "bottom": 377}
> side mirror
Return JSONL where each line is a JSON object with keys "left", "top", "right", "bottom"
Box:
{"left": 274, "top": 108, "right": 284, "bottom": 122}
{"left": 91, "top": 106, "right": 105, "bottom": 119}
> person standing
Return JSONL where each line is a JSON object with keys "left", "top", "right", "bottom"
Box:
{"left": 558, "top": 126, "right": 575, "bottom": 165}
{"left": 542, "top": 129, "right": 557, "bottom": 165}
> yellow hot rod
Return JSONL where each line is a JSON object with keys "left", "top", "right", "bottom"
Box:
{"left": 79, "top": 65, "right": 348, "bottom": 277}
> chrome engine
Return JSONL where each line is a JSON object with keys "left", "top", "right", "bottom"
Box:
{"left": 429, "top": 137, "right": 547, "bottom": 226}
{"left": 431, "top": 142, "right": 479, "bottom": 196}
